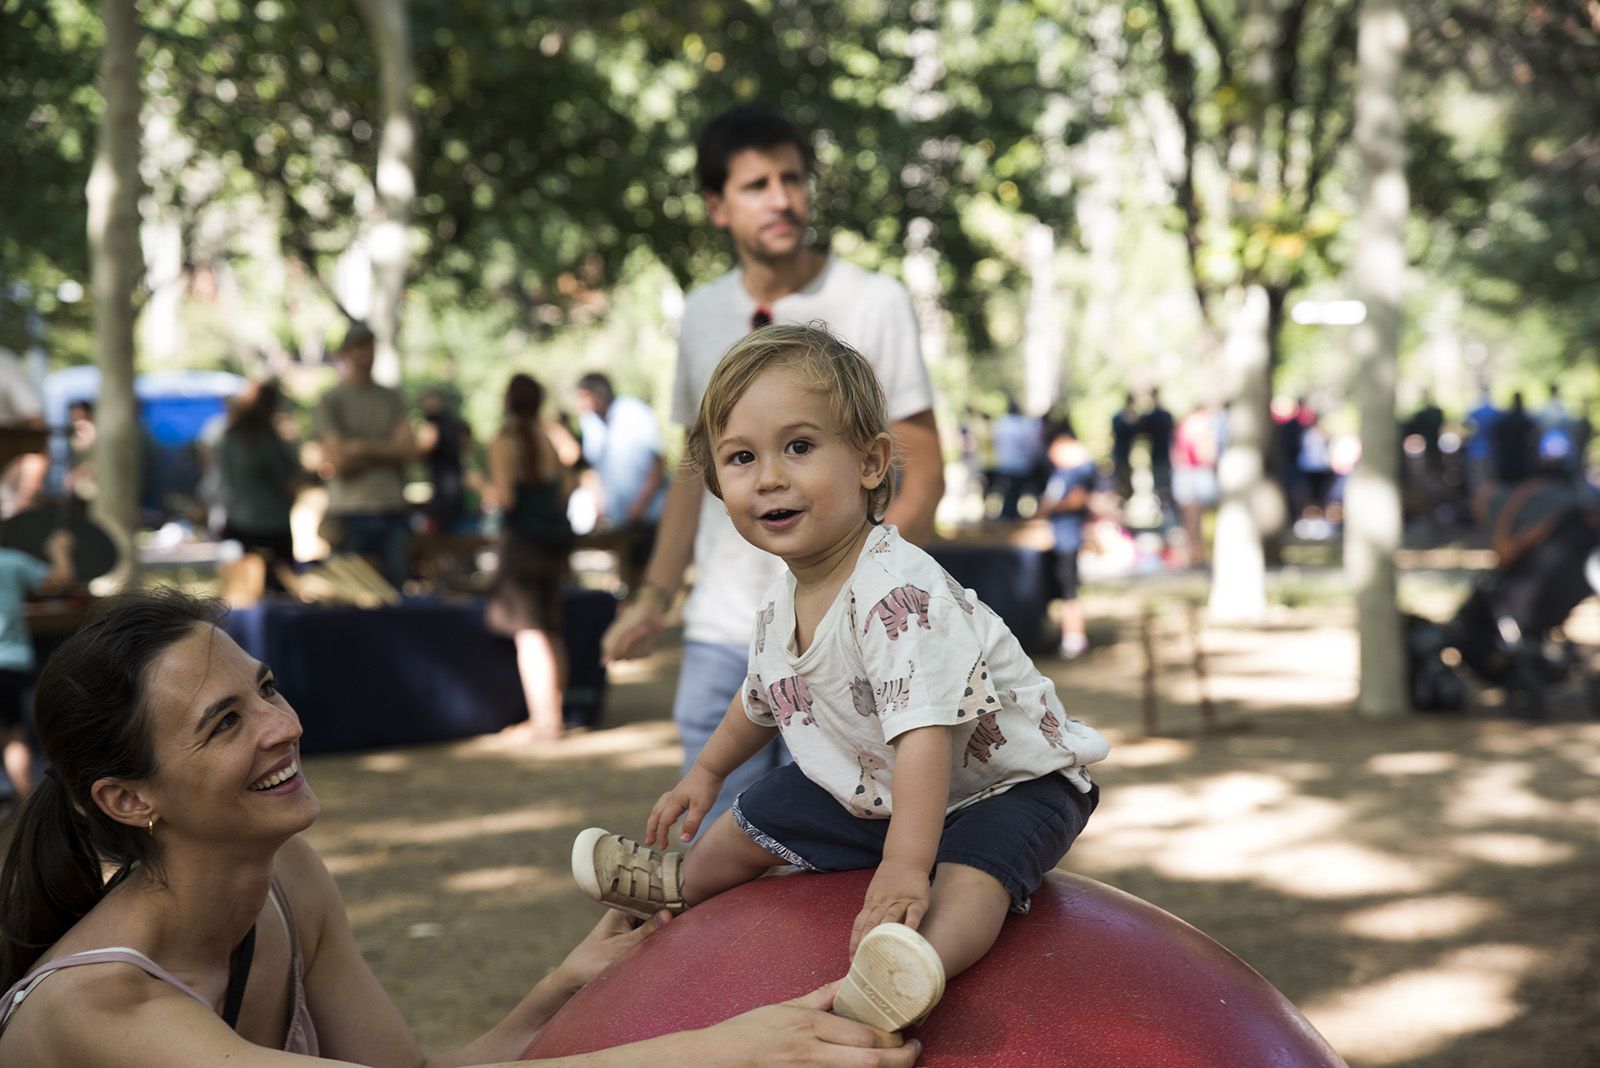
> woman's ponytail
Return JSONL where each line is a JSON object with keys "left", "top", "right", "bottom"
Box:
{"left": 0, "top": 589, "right": 222, "bottom": 989}
{"left": 0, "top": 773, "right": 103, "bottom": 988}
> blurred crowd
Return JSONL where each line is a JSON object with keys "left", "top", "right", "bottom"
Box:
{"left": 954, "top": 383, "right": 1595, "bottom": 578}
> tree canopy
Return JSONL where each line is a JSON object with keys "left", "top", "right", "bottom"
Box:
{"left": 2, "top": 0, "right": 1593, "bottom": 410}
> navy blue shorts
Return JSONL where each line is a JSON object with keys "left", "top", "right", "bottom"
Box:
{"left": 732, "top": 762, "right": 1098, "bottom": 911}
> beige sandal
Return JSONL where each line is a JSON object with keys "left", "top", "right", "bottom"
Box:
{"left": 571, "top": 827, "right": 687, "bottom": 921}
{"left": 832, "top": 923, "right": 946, "bottom": 1032}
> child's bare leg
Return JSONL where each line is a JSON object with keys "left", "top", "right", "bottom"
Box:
{"left": 914, "top": 862, "right": 1013, "bottom": 978}
{"left": 681, "top": 811, "right": 786, "bottom": 904}
{"left": 2, "top": 731, "right": 29, "bottom": 801}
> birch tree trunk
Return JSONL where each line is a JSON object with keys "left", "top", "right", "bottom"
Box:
{"left": 1023, "top": 222, "right": 1060, "bottom": 416}
{"left": 1204, "top": 0, "right": 1287, "bottom": 620}
{"left": 1346, "top": 0, "right": 1409, "bottom": 718}
{"left": 1209, "top": 284, "right": 1273, "bottom": 622}
{"left": 354, "top": 0, "right": 414, "bottom": 387}
{"left": 87, "top": 0, "right": 144, "bottom": 590}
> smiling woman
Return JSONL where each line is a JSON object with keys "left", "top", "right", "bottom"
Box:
{"left": 0, "top": 590, "right": 920, "bottom": 1068}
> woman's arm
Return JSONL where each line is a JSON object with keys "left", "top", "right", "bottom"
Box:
{"left": 850, "top": 725, "right": 952, "bottom": 953}
{"left": 485, "top": 434, "right": 515, "bottom": 514}
{"left": 538, "top": 429, "right": 576, "bottom": 503}
{"left": 10, "top": 835, "right": 915, "bottom": 1068}
{"left": 424, "top": 911, "right": 667, "bottom": 1067}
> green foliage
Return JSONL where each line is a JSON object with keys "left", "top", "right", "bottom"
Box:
{"left": 1124, "top": 0, "right": 1361, "bottom": 330}
{"left": 1409, "top": 0, "right": 1600, "bottom": 367}
{"left": 0, "top": 0, "right": 100, "bottom": 352}
{"left": 3, "top": 0, "right": 1594, "bottom": 420}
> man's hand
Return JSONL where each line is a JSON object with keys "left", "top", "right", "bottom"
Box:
{"left": 601, "top": 595, "right": 667, "bottom": 663}
{"left": 850, "top": 860, "right": 931, "bottom": 954}
{"left": 647, "top": 765, "right": 726, "bottom": 846}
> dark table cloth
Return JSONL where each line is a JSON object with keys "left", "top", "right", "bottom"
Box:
{"left": 223, "top": 592, "right": 615, "bottom": 755}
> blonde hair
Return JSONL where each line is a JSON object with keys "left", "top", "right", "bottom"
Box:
{"left": 685, "top": 322, "right": 896, "bottom": 521}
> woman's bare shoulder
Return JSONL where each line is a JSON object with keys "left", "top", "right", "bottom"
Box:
{"left": 1, "top": 956, "right": 217, "bottom": 1067}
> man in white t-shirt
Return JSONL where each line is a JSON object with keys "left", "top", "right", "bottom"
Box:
{"left": 602, "top": 105, "right": 944, "bottom": 828}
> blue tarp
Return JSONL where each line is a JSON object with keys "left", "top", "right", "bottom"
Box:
{"left": 43, "top": 366, "right": 246, "bottom": 444}
{"left": 42, "top": 367, "right": 247, "bottom": 510}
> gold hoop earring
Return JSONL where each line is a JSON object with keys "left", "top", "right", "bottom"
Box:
{"left": 147, "top": 815, "right": 157, "bottom": 834}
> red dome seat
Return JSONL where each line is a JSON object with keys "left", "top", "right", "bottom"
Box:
{"left": 525, "top": 868, "right": 1345, "bottom": 1066}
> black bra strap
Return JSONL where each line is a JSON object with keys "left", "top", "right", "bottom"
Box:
{"left": 222, "top": 924, "right": 257, "bottom": 1029}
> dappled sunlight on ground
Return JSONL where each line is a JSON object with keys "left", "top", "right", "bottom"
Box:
{"left": 1340, "top": 894, "right": 1501, "bottom": 941}
{"left": 1305, "top": 945, "right": 1549, "bottom": 1064}
{"left": 339, "top": 805, "right": 584, "bottom": 846}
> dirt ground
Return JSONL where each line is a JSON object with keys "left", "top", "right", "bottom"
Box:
{"left": 299, "top": 571, "right": 1600, "bottom": 1068}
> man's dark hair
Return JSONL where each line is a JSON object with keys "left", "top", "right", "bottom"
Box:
{"left": 576, "top": 372, "right": 615, "bottom": 405}
{"left": 695, "top": 104, "right": 813, "bottom": 194}
{"left": 339, "top": 322, "right": 375, "bottom": 352}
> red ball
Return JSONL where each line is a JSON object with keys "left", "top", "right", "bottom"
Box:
{"left": 526, "top": 869, "right": 1344, "bottom": 1066}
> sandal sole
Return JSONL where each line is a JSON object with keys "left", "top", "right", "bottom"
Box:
{"left": 834, "top": 923, "right": 946, "bottom": 1032}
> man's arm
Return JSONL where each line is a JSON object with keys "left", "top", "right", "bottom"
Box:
{"left": 624, "top": 455, "right": 666, "bottom": 526}
{"left": 883, "top": 410, "right": 943, "bottom": 546}
{"left": 356, "top": 418, "right": 419, "bottom": 466}
{"left": 599, "top": 464, "right": 705, "bottom": 661}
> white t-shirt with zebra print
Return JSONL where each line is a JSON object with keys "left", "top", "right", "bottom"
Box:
{"left": 742, "top": 524, "right": 1109, "bottom": 819}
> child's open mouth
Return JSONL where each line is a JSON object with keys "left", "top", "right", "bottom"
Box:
{"left": 759, "top": 508, "right": 802, "bottom": 529}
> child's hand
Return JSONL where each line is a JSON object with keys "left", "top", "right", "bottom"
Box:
{"left": 646, "top": 765, "right": 725, "bottom": 846}
{"left": 850, "top": 860, "right": 931, "bottom": 954}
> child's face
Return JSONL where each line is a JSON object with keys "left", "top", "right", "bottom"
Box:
{"left": 712, "top": 366, "right": 890, "bottom": 569}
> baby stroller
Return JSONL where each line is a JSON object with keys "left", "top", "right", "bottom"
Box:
{"left": 1445, "top": 478, "right": 1600, "bottom": 718}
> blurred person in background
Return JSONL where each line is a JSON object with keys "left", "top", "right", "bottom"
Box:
{"left": 313, "top": 324, "right": 416, "bottom": 590}
{"left": 575, "top": 372, "right": 667, "bottom": 592}
{"left": 216, "top": 380, "right": 302, "bottom": 587}
{"left": 1110, "top": 393, "right": 1139, "bottom": 500}
{"left": 1171, "top": 401, "right": 1223, "bottom": 567}
{"left": 486, "top": 374, "right": 575, "bottom": 744}
{"left": 1139, "top": 388, "right": 1175, "bottom": 511}
{"left": 989, "top": 398, "right": 1042, "bottom": 522}
{"left": 416, "top": 386, "right": 473, "bottom": 536}
{"left": 1039, "top": 419, "right": 1097, "bottom": 659}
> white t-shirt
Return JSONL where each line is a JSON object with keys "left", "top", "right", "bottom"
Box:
{"left": 672, "top": 257, "right": 934, "bottom": 645}
{"left": 0, "top": 349, "right": 42, "bottom": 424}
{"left": 742, "top": 525, "right": 1109, "bottom": 818}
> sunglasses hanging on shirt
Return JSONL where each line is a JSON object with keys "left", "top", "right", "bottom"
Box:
{"left": 750, "top": 306, "right": 774, "bottom": 331}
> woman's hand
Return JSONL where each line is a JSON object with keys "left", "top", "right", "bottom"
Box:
{"left": 702, "top": 983, "right": 921, "bottom": 1067}
{"left": 646, "top": 765, "right": 725, "bottom": 846}
{"left": 551, "top": 909, "right": 672, "bottom": 993}
{"left": 850, "top": 861, "right": 931, "bottom": 954}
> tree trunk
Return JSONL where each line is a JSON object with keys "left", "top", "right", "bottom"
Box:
{"left": 1260, "top": 283, "right": 1290, "bottom": 566}
{"left": 1023, "top": 222, "right": 1060, "bottom": 416}
{"left": 1209, "top": 284, "right": 1274, "bottom": 622}
{"left": 902, "top": 217, "right": 950, "bottom": 373}
{"left": 1346, "top": 0, "right": 1409, "bottom": 718}
{"left": 354, "top": 0, "right": 414, "bottom": 387}
{"left": 87, "top": 0, "right": 144, "bottom": 590}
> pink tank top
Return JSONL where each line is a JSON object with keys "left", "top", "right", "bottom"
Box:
{"left": 0, "top": 876, "right": 319, "bottom": 1056}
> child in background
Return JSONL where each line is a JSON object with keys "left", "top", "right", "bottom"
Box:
{"left": 1038, "top": 419, "right": 1098, "bottom": 659}
{"left": 573, "top": 324, "right": 1109, "bottom": 1032}
{"left": 0, "top": 530, "right": 75, "bottom": 807}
